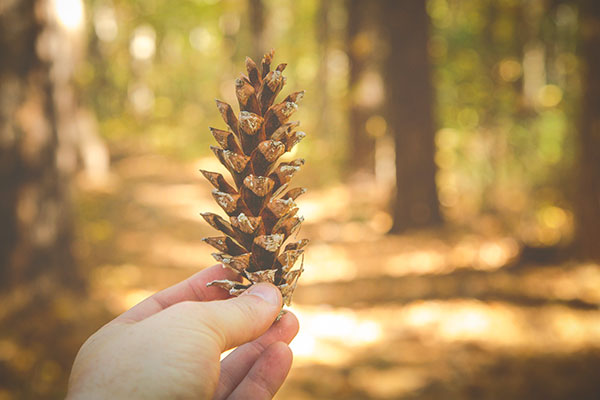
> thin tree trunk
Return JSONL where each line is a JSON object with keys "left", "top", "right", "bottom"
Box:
{"left": 381, "top": 0, "right": 442, "bottom": 232}
{"left": 315, "top": 0, "right": 331, "bottom": 146}
{"left": 347, "top": 0, "right": 377, "bottom": 177}
{"left": 0, "top": 0, "right": 79, "bottom": 288}
{"left": 248, "top": 0, "right": 265, "bottom": 58}
{"left": 574, "top": 0, "right": 600, "bottom": 261}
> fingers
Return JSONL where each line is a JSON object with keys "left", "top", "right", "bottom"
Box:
{"left": 213, "top": 312, "right": 299, "bottom": 400}
{"left": 115, "top": 264, "right": 239, "bottom": 323}
{"left": 226, "top": 342, "right": 293, "bottom": 400}
{"left": 169, "top": 283, "right": 283, "bottom": 351}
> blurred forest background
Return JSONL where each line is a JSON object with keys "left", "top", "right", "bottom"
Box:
{"left": 1, "top": 0, "right": 600, "bottom": 398}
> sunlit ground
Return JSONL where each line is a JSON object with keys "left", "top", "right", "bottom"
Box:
{"left": 73, "top": 154, "right": 600, "bottom": 399}
{"left": 289, "top": 300, "right": 600, "bottom": 363}
{"left": 2, "top": 153, "right": 599, "bottom": 399}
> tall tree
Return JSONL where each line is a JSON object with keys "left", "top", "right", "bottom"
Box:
{"left": 346, "top": 0, "right": 378, "bottom": 177}
{"left": 0, "top": 0, "right": 80, "bottom": 288}
{"left": 314, "top": 0, "right": 331, "bottom": 147}
{"left": 381, "top": 0, "right": 442, "bottom": 232}
{"left": 574, "top": 0, "right": 600, "bottom": 261}
{"left": 248, "top": 0, "right": 265, "bottom": 58}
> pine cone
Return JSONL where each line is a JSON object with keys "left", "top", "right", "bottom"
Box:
{"left": 201, "top": 50, "right": 308, "bottom": 307}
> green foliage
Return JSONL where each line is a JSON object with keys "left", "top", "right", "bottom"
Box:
{"left": 81, "top": 0, "right": 346, "bottom": 182}
{"left": 79, "top": 0, "right": 582, "bottom": 243}
{"left": 429, "top": 0, "right": 579, "bottom": 243}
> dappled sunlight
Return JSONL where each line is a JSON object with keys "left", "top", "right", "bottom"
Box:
{"left": 402, "top": 301, "right": 520, "bottom": 344}
{"left": 289, "top": 305, "right": 383, "bottom": 366}
{"left": 519, "top": 263, "right": 600, "bottom": 304}
{"left": 52, "top": 0, "right": 84, "bottom": 31}
{"left": 192, "top": 156, "right": 228, "bottom": 178}
{"left": 133, "top": 182, "right": 218, "bottom": 221}
{"left": 91, "top": 283, "right": 154, "bottom": 316}
{"left": 301, "top": 244, "right": 356, "bottom": 283}
{"left": 299, "top": 235, "right": 521, "bottom": 286}
{"left": 476, "top": 238, "right": 520, "bottom": 270}
{"left": 83, "top": 154, "right": 545, "bottom": 288}
{"left": 385, "top": 250, "right": 447, "bottom": 275}
{"left": 74, "top": 152, "right": 600, "bottom": 386}
{"left": 296, "top": 185, "right": 351, "bottom": 224}
{"left": 395, "top": 300, "right": 600, "bottom": 349}
{"left": 6, "top": 146, "right": 595, "bottom": 398}
{"left": 89, "top": 263, "right": 194, "bottom": 314}
{"left": 349, "top": 366, "right": 430, "bottom": 398}
{"left": 287, "top": 300, "right": 600, "bottom": 369}
{"left": 116, "top": 289, "right": 154, "bottom": 314}
{"left": 89, "top": 263, "right": 146, "bottom": 314}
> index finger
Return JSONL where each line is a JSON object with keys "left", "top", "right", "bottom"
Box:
{"left": 114, "top": 264, "right": 240, "bottom": 324}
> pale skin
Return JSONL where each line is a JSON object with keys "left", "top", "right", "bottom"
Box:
{"left": 67, "top": 264, "right": 299, "bottom": 399}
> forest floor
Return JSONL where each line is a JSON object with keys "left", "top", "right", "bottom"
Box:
{"left": 1, "top": 152, "right": 600, "bottom": 399}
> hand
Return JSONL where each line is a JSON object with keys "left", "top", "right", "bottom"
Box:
{"left": 67, "top": 265, "right": 299, "bottom": 399}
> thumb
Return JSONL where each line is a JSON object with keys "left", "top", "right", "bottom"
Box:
{"left": 174, "top": 283, "right": 283, "bottom": 351}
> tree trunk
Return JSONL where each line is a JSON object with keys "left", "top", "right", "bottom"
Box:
{"left": 381, "top": 0, "right": 442, "bottom": 232}
{"left": 314, "top": 0, "right": 331, "bottom": 148}
{"left": 0, "top": 0, "right": 79, "bottom": 288}
{"left": 346, "top": 0, "right": 377, "bottom": 177}
{"left": 574, "top": 0, "right": 600, "bottom": 261}
{"left": 248, "top": 0, "right": 265, "bottom": 58}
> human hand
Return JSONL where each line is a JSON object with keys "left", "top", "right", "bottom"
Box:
{"left": 67, "top": 265, "right": 299, "bottom": 399}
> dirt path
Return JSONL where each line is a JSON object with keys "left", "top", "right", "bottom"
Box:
{"left": 68, "top": 153, "right": 600, "bottom": 399}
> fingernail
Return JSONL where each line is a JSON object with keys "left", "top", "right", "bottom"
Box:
{"left": 245, "top": 283, "right": 280, "bottom": 306}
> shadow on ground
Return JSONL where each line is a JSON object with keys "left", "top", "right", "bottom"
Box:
{"left": 1, "top": 154, "right": 598, "bottom": 399}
